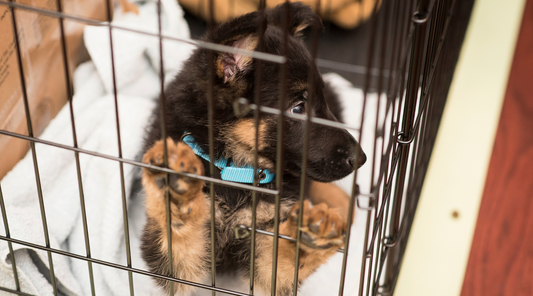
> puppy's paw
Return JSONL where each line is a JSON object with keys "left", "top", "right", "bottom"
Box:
{"left": 142, "top": 138, "right": 204, "bottom": 204}
{"left": 288, "top": 200, "right": 346, "bottom": 251}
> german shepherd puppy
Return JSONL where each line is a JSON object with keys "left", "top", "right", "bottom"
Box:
{"left": 140, "top": 2, "right": 366, "bottom": 295}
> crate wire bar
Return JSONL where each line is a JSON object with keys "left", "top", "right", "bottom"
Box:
{"left": 0, "top": 0, "right": 464, "bottom": 295}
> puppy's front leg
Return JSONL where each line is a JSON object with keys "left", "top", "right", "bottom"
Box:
{"left": 141, "top": 138, "right": 209, "bottom": 295}
{"left": 254, "top": 200, "right": 346, "bottom": 296}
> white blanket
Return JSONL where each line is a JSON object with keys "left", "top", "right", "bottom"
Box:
{"left": 0, "top": 0, "right": 193, "bottom": 295}
{"left": 0, "top": 0, "right": 385, "bottom": 294}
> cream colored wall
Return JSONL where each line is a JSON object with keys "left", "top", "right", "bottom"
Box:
{"left": 394, "top": 0, "right": 526, "bottom": 295}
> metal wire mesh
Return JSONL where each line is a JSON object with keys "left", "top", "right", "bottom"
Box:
{"left": 0, "top": 0, "right": 471, "bottom": 295}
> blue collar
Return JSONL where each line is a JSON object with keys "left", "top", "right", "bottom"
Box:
{"left": 182, "top": 134, "right": 275, "bottom": 185}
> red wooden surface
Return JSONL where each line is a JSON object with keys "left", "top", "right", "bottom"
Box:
{"left": 460, "top": 1, "right": 533, "bottom": 295}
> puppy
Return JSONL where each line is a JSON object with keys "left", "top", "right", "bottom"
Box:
{"left": 140, "top": 3, "right": 366, "bottom": 295}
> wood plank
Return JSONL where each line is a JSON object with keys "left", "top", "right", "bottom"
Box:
{"left": 460, "top": 1, "right": 533, "bottom": 295}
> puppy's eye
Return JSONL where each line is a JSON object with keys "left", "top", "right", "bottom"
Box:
{"left": 291, "top": 103, "right": 305, "bottom": 114}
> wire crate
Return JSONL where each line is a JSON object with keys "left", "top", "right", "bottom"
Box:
{"left": 0, "top": 0, "right": 473, "bottom": 295}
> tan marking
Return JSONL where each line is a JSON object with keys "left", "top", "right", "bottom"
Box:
{"left": 290, "top": 81, "right": 308, "bottom": 93}
{"left": 233, "top": 35, "right": 258, "bottom": 68}
{"left": 293, "top": 21, "right": 310, "bottom": 37}
{"left": 216, "top": 58, "right": 225, "bottom": 80}
{"left": 230, "top": 200, "right": 293, "bottom": 227}
{"left": 142, "top": 138, "right": 210, "bottom": 294}
{"left": 252, "top": 204, "right": 340, "bottom": 295}
{"left": 221, "top": 118, "right": 274, "bottom": 169}
{"left": 309, "top": 181, "right": 354, "bottom": 223}
{"left": 216, "top": 35, "right": 258, "bottom": 82}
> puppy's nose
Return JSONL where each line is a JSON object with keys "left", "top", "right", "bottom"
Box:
{"left": 348, "top": 151, "right": 367, "bottom": 169}
{"left": 357, "top": 151, "right": 367, "bottom": 168}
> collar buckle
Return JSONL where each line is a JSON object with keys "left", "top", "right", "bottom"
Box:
{"left": 256, "top": 169, "right": 267, "bottom": 186}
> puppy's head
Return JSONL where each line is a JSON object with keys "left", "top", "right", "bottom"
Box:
{"left": 204, "top": 2, "right": 366, "bottom": 182}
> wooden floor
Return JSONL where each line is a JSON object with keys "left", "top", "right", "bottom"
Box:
{"left": 460, "top": 1, "right": 533, "bottom": 295}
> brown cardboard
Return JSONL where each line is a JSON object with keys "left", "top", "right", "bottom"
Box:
{"left": 0, "top": 0, "right": 106, "bottom": 180}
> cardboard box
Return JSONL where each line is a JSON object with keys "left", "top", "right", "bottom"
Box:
{"left": 0, "top": 0, "right": 106, "bottom": 179}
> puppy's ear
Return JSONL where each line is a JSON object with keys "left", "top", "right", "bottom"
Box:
{"left": 208, "top": 11, "right": 262, "bottom": 83}
{"left": 267, "top": 2, "right": 324, "bottom": 37}
{"left": 216, "top": 35, "right": 258, "bottom": 83}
